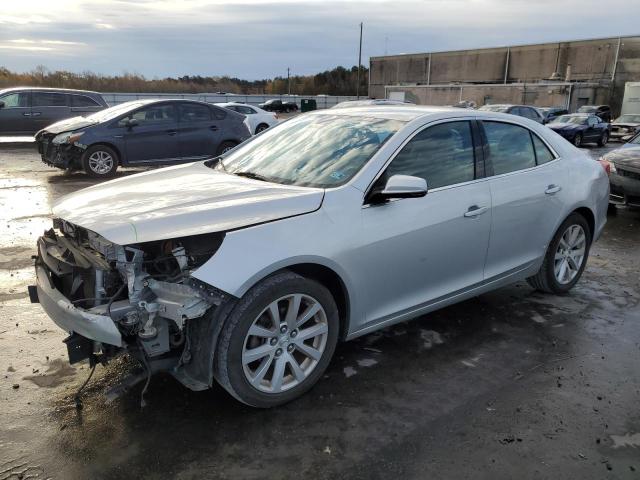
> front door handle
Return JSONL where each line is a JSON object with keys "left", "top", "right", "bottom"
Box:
{"left": 31, "top": 112, "right": 41, "bottom": 117}
{"left": 464, "top": 205, "right": 489, "bottom": 218}
{"left": 545, "top": 184, "right": 561, "bottom": 195}
{"left": 209, "top": 125, "right": 219, "bottom": 131}
{"left": 166, "top": 130, "right": 177, "bottom": 136}
{"left": 23, "top": 112, "right": 32, "bottom": 117}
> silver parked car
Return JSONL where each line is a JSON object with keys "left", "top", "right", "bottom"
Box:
{"left": 31, "top": 106, "right": 609, "bottom": 407}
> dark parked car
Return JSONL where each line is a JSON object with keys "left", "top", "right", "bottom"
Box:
{"left": 35, "top": 99, "right": 251, "bottom": 178}
{"left": 577, "top": 105, "right": 612, "bottom": 123}
{"left": 599, "top": 133, "right": 640, "bottom": 207}
{"left": 0, "top": 87, "right": 107, "bottom": 135}
{"left": 478, "top": 104, "right": 544, "bottom": 123}
{"left": 547, "top": 113, "right": 610, "bottom": 147}
{"left": 258, "top": 99, "right": 298, "bottom": 113}
{"left": 538, "top": 106, "right": 568, "bottom": 124}
{"left": 610, "top": 114, "right": 640, "bottom": 142}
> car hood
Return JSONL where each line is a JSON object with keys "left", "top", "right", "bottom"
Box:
{"left": 39, "top": 116, "right": 98, "bottom": 135}
{"left": 612, "top": 122, "right": 640, "bottom": 128}
{"left": 603, "top": 146, "right": 640, "bottom": 169}
{"left": 52, "top": 162, "right": 324, "bottom": 245}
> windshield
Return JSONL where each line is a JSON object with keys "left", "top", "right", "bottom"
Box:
{"left": 219, "top": 114, "right": 405, "bottom": 188}
{"left": 480, "top": 105, "right": 510, "bottom": 113}
{"left": 616, "top": 114, "right": 640, "bottom": 123}
{"left": 630, "top": 133, "right": 640, "bottom": 144}
{"left": 85, "top": 102, "right": 145, "bottom": 122}
{"left": 577, "top": 106, "right": 597, "bottom": 113}
{"left": 552, "top": 115, "right": 587, "bottom": 125}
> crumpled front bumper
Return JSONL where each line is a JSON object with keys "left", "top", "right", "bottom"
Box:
{"left": 35, "top": 264, "right": 123, "bottom": 347}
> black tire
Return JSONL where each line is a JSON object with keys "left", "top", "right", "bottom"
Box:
{"left": 573, "top": 133, "right": 583, "bottom": 148}
{"left": 214, "top": 271, "right": 339, "bottom": 408}
{"left": 526, "top": 213, "right": 592, "bottom": 294}
{"left": 255, "top": 123, "right": 269, "bottom": 134}
{"left": 82, "top": 144, "right": 118, "bottom": 178}
{"left": 598, "top": 131, "right": 609, "bottom": 147}
{"left": 216, "top": 141, "right": 238, "bottom": 155}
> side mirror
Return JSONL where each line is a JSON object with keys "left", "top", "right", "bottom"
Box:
{"left": 124, "top": 118, "right": 139, "bottom": 128}
{"left": 0, "top": 100, "right": 5, "bottom": 109}
{"left": 369, "top": 174, "right": 428, "bottom": 204}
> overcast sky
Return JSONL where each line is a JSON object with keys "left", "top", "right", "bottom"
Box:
{"left": 1, "top": 0, "right": 639, "bottom": 80}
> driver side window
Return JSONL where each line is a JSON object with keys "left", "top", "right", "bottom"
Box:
{"left": 119, "top": 104, "right": 176, "bottom": 126}
{"left": 385, "top": 121, "right": 476, "bottom": 190}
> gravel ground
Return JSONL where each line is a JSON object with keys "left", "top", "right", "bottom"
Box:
{"left": 0, "top": 139, "right": 639, "bottom": 479}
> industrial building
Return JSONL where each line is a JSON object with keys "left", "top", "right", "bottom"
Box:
{"left": 369, "top": 35, "right": 640, "bottom": 114}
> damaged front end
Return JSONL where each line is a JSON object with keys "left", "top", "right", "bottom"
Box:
{"left": 36, "top": 131, "right": 86, "bottom": 170}
{"left": 31, "top": 218, "right": 229, "bottom": 389}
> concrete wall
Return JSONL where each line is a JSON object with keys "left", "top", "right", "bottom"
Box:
{"left": 370, "top": 35, "right": 640, "bottom": 114}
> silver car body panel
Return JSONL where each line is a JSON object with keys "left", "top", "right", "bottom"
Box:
{"left": 48, "top": 106, "right": 609, "bottom": 341}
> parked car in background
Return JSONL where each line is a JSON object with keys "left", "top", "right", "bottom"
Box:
{"left": 35, "top": 99, "right": 250, "bottom": 177}
{"left": 452, "top": 100, "right": 477, "bottom": 109}
{"left": 599, "top": 133, "right": 640, "bottom": 207}
{"left": 258, "top": 99, "right": 298, "bottom": 113}
{"left": 538, "top": 106, "right": 568, "bottom": 124}
{"left": 547, "top": 113, "right": 610, "bottom": 147}
{"left": 32, "top": 106, "right": 608, "bottom": 407}
{"left": 331, "top": 99, "right": 413, "bottom": 109}
{"left": 577, "top": 105, "right": 612, "bottom": 123}
{"left": 0, "top": 87, "right": 107, "bottom": 135}
{"left": 610, "top": 114, "right": 640, "bottom": 142}
{"left": 479, "top": 104, "right": 544, "bottom": 123}
{"left": 216, "top": 102, "right": 278, "bottom": 134}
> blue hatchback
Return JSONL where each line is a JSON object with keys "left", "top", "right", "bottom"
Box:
{"left": 35, "top": 99, "right": 251, "bottom": 178}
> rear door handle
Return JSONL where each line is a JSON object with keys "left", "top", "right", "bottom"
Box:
{"left": 464, "top": 205, "right": 489, "bottom": 217}
{"left": 23, "top": 112, "right": 32, "bottom": 117}
{"left": 166, "top": 130, "right": 177, "bottom": 136}
{"left": 31, "top": 112, "right": 41, "bottom": 117}
{"left": 545, "top": 184, "right": 561, "bottom": 195}
{"left": 209, "top": 125, "right": 219, "bottom": 131}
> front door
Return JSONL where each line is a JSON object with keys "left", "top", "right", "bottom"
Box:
{"left": 122, "top": 103, "right": 180, "bottom": 163}
{"left": 355, "top": 120, "right": 492, "bottom": 327}
{"left": 0, "top": 91, "right": 31, "bottom": 134}
{"left": 177, "top": 102, "right": 220, "bottom": 160}
{"left": 480, "top": 120, "right": 568, "bottom": 279}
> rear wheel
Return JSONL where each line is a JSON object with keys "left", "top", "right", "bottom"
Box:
{"left": 214, "top": 271, "right": 339, "bottom": 408}
{"left": 527, "top": 213, "right": 591, "bottom": 294}
{"left": 255, "top": 123, "right": 269, "bottom": 134}
{"left": 216, "top": 141, "right": 238, "bottom": 155}
{"left": 598, "top": 131, "right": 609, "bottom": 147}
{"left": 82, "top": 145, "right": 118, "bottom": 178}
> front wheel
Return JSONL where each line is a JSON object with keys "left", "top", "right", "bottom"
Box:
{"left": 82, "top": 145, "right": 118, "bottom": 178}
{"left": 598, "top": 131, "right": 609, "bottom": 147}
{"left": 527, "top": 213, "right": 591, "bottom": 294}
{"left": 573, "top": 133, "right": 583, "bottom": 148}
{"left": 255, "top": 123, "right": 269, "bottom": 134}
{"left": 216, "top": 141, "right": 238, "bottom": 155}
{"left": 214, "top": 271, "right": 339, "bottom": 407}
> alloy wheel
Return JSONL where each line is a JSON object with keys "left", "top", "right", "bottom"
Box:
{"left": 554, "top": 224, "right": 587, "bottom": 284}
{"left": 242, "top": 293, "right": 329, "bottom": 393}
{"left": 88, "top": 150, "right": 114, "bottom": 175}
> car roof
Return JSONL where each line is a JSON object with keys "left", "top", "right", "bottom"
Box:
{"left": 310, "top": 105, "right": 474, "bottom": 121}
{"left": 0, "top": 86, "right": 102, "bottom": 95}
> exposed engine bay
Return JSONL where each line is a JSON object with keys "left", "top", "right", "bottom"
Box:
{"left": 33, "top": 218, "right": 228, "bottom": 390}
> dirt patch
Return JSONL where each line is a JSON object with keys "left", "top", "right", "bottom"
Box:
{"left": 23, "top": 358, "right": 76, "bottom": 388}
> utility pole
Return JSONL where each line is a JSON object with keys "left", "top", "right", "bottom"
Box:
{"left": 287, "top": 67, "right": 291, "bottom": 95}
{"left": 356, "top": 22, "right": 363, "bottom": 99}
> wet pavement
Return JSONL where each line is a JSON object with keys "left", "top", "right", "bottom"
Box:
{"left": 1, "top": 140, "right": 639, "bottom": 479}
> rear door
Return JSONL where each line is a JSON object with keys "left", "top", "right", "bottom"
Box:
{"left": 122, "top": 103, "right": 180, "bottom": 163}
{"left": 585, "top": 116, "right": 600, "bottom": 141}
{"left": 31, "top": 92, "right": 72, "bottom": 131}
{"left": 480, "top": 120, "right": 568, "bottom": 279}
{"left": 177, "top": 102, "right": 220, "bottom": 159}
{"left": 0, "top": 91, "right": 32, "bottom": 134}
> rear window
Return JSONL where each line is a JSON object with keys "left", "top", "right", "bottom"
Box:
{"left": 32, "top": 92, "right": 68, "bottom": 107}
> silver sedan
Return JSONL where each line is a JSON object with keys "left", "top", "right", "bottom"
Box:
{"left": 34, "top": 106, "right": 609, "bottom": 408}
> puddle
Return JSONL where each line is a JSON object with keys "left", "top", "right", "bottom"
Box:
{"left": 610, "top": 432, "right": 640, "bottom": 449}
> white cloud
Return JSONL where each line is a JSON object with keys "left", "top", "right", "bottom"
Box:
{"left": 95, "top": 23, "right": 115, "bottom": 29}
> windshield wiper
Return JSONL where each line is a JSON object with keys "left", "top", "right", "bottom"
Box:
{"left": 234, "top": 171, "right": 271, "bottom": 182}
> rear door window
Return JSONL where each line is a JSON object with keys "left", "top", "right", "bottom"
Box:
{"left": 32, "top": 92, "right": 68, "bottom": 107}
{"left": 385, "top": 121, "right": 476, "bottom": 189}
{"left": 178, "top": 103, "right": 212, "bottom": 122}
{"left": 482, "top": 121, "right": 537, "bottom": 175}
{"left": 124, "top": 104, "right": 177, "bottom": 125}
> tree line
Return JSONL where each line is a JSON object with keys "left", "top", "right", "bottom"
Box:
{"left": 0, "top": 65, "right": 368, "bottom": 96}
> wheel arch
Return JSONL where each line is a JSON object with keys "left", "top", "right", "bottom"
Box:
{"left": 572, "top": 206, "right": 595, "bottom": 240}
